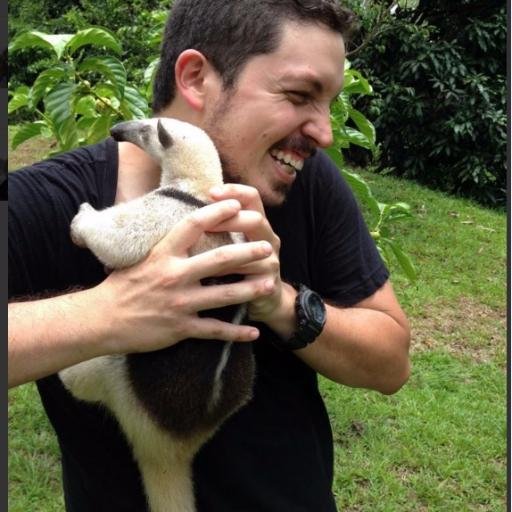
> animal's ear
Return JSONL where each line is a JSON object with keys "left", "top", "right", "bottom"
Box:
{"left": 157, "top": 120, "right": 173, "bottom": 149}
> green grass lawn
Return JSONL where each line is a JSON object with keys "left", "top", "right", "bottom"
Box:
{"left": 8, "top": 134, "right": 507, "bottom": 511}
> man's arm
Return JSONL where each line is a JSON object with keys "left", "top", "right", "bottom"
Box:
{"left": 209, "top": 184, "right": 411, "bottom": 395}
{"left": 264, "top": 280, "right": 410, "bottom": 394}
{"left": 8, "top": 200, "right": 273, "bottom": 388}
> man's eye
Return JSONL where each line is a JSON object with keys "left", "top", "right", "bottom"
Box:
{"left": 287, "top": 91, "right": 310, "bottom": 105}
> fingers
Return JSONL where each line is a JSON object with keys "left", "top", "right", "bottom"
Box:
{"left": 186, "top": 317, "right": 260, "bottom": 342}
{"left": 209, "top": 184, "right": 265, "bottom": 215}
{"left": 183, "top": 276, "right": 275, "bottom": 312}
{"left": 186, "top": 240, "right": 274, "bottom": 281}
{"left": 208, "top": 210, "right": 281, "bottom": 250}
{"left": 154, "top": 199, "right": 242, "bottom": 256}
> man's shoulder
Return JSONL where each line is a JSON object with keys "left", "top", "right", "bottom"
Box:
{"left": 9, "top": 137, "right": 119, "bottom": 210}
{"left": 14, "top": 137, "right": 117, "bottom": 175}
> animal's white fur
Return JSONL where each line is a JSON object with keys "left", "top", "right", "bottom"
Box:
{"left": 59, "top": 118, "right": 248, "bottom": 512}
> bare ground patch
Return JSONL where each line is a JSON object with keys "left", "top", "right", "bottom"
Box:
{"left": 8, "top": 132, "right": 54, "bottom": 171}
{"left": 409, "top": 296, "right": 506, "bottom": 363}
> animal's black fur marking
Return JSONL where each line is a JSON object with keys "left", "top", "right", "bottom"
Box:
{"left": 155, "top": 187, "right": 208, "bottom": 209}
{"left": 127, "top": 336, "right": 254, "bottom": 437}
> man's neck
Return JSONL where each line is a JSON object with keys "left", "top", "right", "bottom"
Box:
{"left": 115, "top": 141, "right": 161, "bottom": 204}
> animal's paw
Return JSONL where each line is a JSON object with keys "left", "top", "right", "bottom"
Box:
{"left": 70, "top": 203, "right": 95, "bottom": 247}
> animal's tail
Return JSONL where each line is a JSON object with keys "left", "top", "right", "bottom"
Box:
{"left": 208, "top": 304, "right": 247, "bottom": 413}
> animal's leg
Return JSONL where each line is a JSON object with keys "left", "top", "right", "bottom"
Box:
{"left": 137, "top": 451, "right": 196, "bottom": 512}
{"left": 71, "top": 199, "right": 158, "bottom": 267}
{"left": 110, "top": 393, "right": 206, "bottom": 512}
{"left": 69, "top": 203, "right": 95, "bottom": 248}
{"left": 61, "top": 356, "right": 199, "bottom": 511}
{"left": 59, "top": 355, "right": 124, "bottom": 403}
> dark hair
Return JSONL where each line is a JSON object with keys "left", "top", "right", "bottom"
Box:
{"left": 152, "top": 0, "right": 356, "bottom": 113}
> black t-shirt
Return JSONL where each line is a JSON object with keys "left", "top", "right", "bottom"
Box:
{"left": 9, "top": 138, "right": 389, "bottom": 511}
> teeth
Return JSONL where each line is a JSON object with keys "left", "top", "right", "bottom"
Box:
{"left": 270, "top": 149, "right": 304, "bottom": 172}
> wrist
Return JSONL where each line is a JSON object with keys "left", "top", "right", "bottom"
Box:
{"left": 78, "top": 283, "right": 119, "bottom": 356}
{"left": 270, "top": 283, "right": 327, "bottom": 351}
{"left": 261, "top": 282, "right": 298, "bottom": 340}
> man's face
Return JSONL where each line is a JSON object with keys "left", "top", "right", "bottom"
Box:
{"left": 203, "top": 21, "right": 346, "bottom": 207}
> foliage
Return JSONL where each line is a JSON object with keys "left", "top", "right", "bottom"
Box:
{"left": 8, "top": 0, "right": 169, "bottom": 121}
{"left": 350, "top": 0, "right": 507, "bottom": 207}
{"left": 8, "top": 29, "right": 150, "bottom": 153}
{"left": 328, "top": 61, "right": 416, "bottom": 281}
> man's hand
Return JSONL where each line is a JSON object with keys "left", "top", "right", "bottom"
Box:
{"left": 208, "top": 185, "right": 297, "bottom": 338}
{"left": 97, "top": 198, "right": 277, "bottom": 353}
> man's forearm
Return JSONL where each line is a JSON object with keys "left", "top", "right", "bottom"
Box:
{"left": 265, "top": 281, "right": 411, "bottom": 395}
{"left": 8, "top": 287, "right": 111, "bottom": 388}
{"left": 296, "top": 304, "right": 410, "bottom": 394}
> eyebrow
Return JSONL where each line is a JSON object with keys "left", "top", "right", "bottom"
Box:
{"left": 281, "top": 73, "right": 343, "bottom": 102}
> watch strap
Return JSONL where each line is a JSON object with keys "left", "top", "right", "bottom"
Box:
{"left": 276, "top": 283, "right": 326, "bottom": 351}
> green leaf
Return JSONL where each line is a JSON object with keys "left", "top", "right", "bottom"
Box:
{"left": 75, "top": 95, "right": 98, "bottom": 117}
{"left": 325, "top": 146, "right": 345, "bottom": 169}
{"left": 8, "top": 86, "right": 31, "bottom": 113}
{"left": 343, "top": 70, "right": 373, "bottom": 95}
{"left": 385, "top": 239, "right": 418, "bottom": 282}
{"left": 387, "top": 203, "right": 413, "bottom": 221}
{"left": 341, "top": 169, "right": 381, "bottom": 219}
{"left": 9, "top": 31, "right": 73, "bottom": 60}
{"left": 76, "top": 115, "right": 98, "bottom": 135}
{"left": 66, "top": 27, "right": 122, "bottom": 56}
{"left": 31, "top": 67, "right": 69, "bottom": 107}
{"left": 144, "top": 57, "right": 160, "bottom": 85}
{"left": 44, "top": 82, "right": 78, "bottom": 146}
{"left": 334, "top": 93, "right": 351, "bottom": 122}
{"left": 11, "top": 121, "right": 51, "bottom": 150}
{"left": 58, "top": 117, "right": 79, "bottom": 151}
{"left": 340, "top": 126, "right": 373, "bottom": 149}
{"left": 348, "top": 108, "right": 376, "bottom": 147}
{"left": 78, "top": 56, "right": 126, "bottom": 97}
{"left": 86, "top": 115, "right": 114, "bottom": 144}
{"left": 92, "top": 83, "right": 119, "bottom": 101}
{"left": 44, "top": 82, "right": 76, "bottom": 124}
{"left": 120, "top": 85, "right": 150, "bottom": 119}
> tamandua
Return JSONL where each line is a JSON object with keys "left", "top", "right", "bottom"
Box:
{"left": 59, "top": 118, "right": 255, "bottom": 512}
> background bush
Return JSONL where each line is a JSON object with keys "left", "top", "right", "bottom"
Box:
{"left": 348, "top": 0, "right": 506, "bottom": 207}
{"left": 8, "top": 0, "right": 169, "bottom": 121}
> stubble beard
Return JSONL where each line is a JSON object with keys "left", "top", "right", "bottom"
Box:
{"left": 204, "top": 96, "right": 291, "bottom": 207}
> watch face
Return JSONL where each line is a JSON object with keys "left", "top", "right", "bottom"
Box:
{"left": 309, "top": 294, "right": 326, "bottom": 326}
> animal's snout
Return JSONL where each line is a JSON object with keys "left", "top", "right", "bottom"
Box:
{"left": 110, "top": 121, "right": 147, "bottom": 143}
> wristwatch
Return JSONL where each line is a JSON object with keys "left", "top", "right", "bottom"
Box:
{"left": 275, "top": 283, "right": 327, "bottom": 351}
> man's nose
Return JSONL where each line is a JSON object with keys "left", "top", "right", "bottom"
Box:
{"left": 301, "top": 108, "right": 334, "bottom": 149}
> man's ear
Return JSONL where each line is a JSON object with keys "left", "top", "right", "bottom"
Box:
{"left": 174, "top": 50, "right": 217, "bottom": 111}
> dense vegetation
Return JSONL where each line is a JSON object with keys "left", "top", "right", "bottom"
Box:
{"left": 347, "top": 0, "right": 507, "bottom": 207}
{"left": 8, "top": 0, "right": 169, "bottom": 99}
{"left": 10, "top": 0, "right": 506, "bottom": 207}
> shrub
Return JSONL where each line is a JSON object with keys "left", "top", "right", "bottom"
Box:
{"left": 8, "top": 0, "right": 169, "bottom": 119}
{"left": 9, "top": 29, "right": 149, "bottom": 152}
{"left": 351, "top": 0, "right": 507, "bottom": 207}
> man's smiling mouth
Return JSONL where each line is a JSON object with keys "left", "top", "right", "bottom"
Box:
{"left": 269, "top": 149, "right": 304, "bottom": 173}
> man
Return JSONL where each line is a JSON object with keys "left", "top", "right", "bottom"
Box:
{"left": 8, "top": 0, "right": 410, "bottom": 510}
